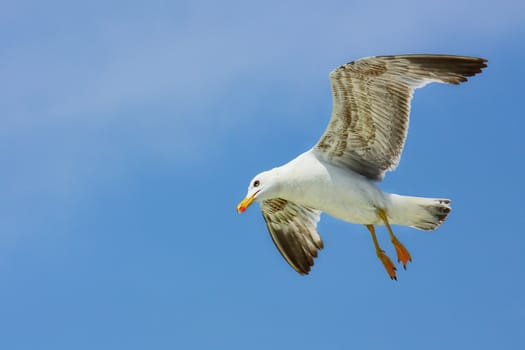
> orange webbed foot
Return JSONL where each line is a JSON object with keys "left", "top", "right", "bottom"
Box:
{"left": 392, "top": 237, "right": 412, "bottom": 270}
{"left": 366, "top": 224, "right": 398, "bottom": 281}
{"left": 376, "top": 208, "right": 412, "bottom": 271}
{"left": 377, "top": 249, "right": 397, "bottom": 280}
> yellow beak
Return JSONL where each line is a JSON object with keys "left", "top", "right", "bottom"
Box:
{"left": 237, "top": 191, "right": 259, "bottom": 213}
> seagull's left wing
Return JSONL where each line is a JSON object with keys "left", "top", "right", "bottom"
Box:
{"left": 260, "top": 198, "right": 323, "bottom": 275}
{"left": 314, "top": 54, "right": 487, "bottom": 180}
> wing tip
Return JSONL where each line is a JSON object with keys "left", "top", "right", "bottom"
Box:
{"left": 296, "top": 268, "right": 310, "bottom": 276}
{"left": 378, "top": 54, "right": 488, "bottom": 85}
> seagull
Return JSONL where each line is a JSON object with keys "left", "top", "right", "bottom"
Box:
{"left": 237, "top": 54, "right": 487, "bottom": 279}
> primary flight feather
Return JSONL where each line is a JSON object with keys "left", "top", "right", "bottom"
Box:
{"left": 237, "top": 54, "right": 487, "bottom": 279}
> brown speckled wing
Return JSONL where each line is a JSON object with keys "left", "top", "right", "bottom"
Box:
{"left": 315, "top": 54, "right": 487, "bottom": 180}
{"left": 261, "top": 198, "right": 323, "bottom": 275}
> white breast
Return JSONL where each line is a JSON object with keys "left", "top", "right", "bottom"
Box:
{"left": 277, "top": 149, "right": 388, "bottom": 225}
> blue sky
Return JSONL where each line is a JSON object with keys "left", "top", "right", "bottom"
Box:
{"left": 1, "top": 0, "right": 524, "bottom": 349}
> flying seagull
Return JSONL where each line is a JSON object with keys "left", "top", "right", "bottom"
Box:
{"left": 237, "top": 54, "right": 487, "bottom": 279}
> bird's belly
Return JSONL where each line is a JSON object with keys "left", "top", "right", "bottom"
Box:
{"left": 289, "top": 171, "right": 387, "bottom": 225}
{"left": 323, "top": 199, "right": 380, "bottom": 224}
{"left": 313, "top": 190, "right": 383, "bottom": 225}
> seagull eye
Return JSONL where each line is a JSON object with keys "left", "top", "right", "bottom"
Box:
{"left": 253, "top": 180, "right": 260, "bottom": 187}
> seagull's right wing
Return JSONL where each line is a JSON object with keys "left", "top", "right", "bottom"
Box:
{"left": 261, "top": 198, "right": 323, "bottom": 275}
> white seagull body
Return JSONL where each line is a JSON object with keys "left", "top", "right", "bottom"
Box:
{"left": 262, "top": 151, "right": 413, "bottom": 226}
{"left": 237, "top": 54, "right": 487, "bottom": 279}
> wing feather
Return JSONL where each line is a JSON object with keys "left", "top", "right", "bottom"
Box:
{"left": 260, "top": 198, "right": 323, "bottom": 275}
{"left": 314, "top": 54, "right": 487, "bottom": 180}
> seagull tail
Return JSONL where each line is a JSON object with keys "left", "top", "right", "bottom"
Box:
{"left": 388, "top": 194, "right": 451, "bottom": 231}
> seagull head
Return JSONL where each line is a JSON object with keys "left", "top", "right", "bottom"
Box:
{"left": 237, "top": 169, "right": 281, "bottom": 213}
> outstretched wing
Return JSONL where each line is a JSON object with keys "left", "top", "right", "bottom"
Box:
{"left": 260, "top": 198, "right": 323, "bottom": 275}
{"left": 314, "top": 54, "right": 487, "bottom": 180}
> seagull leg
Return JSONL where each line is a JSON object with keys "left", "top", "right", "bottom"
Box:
{"left": 366, "top": 224, "right": 397, "bottom": 280}
{"left": 376, "top": 209, "right": 412, "bottom": 270}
